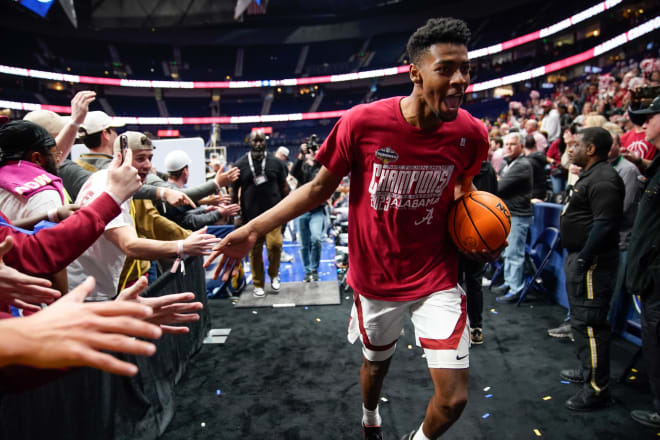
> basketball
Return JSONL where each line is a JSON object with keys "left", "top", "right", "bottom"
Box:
{"left": 448, "top": 191, "right": 511, "bottom": 253}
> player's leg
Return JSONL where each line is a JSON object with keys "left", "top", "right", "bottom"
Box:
{"left": 406, "top": 287, "right": 470, "bottom": 439}
{"left": 348, "top": 293, "right": 407, "bottom": 439}
{"left": 420, "top": 368, "right": 468, "bottom": 438}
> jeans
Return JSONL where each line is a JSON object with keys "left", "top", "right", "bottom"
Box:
{"left": 502, "top": 215, "right": 533, "bottom": 296}
{"left": 551, "top": 175, "right": 567, "bottom": 195}
{"left": 297, "top": 209, "right": 325, "bottom": 275}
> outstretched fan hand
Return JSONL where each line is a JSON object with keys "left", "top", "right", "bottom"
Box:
{"left": 203, "top": 226, "right": 259, "bottom": 281}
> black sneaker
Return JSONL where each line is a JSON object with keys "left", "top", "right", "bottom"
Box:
{"left": 470, "top": 327, "right": 484, "bottom": 345}
{"left": 362, "top": 424, "right": 383, "bottom": 440}
{"left": 311, "top": 271, "right": 320, "bottom": 282}
{"left": 560, "top": 368, "right": 584, "bottom": 383}
{"left": 565, "top": 387, "right": 613, "bottom": 411}
{"left": 400, "top": 430, "right": 415, "bottom": 440}
{"left": 631, "top": 409, "right": 660, "bottom": 428}
{"left": 304, "top": 273, "right": 312, "bottom": 283}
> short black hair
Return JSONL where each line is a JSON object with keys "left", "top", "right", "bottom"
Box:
{"left": 83, "top": 131, "right": 103, "bottom": 150}
{"left": 579, "top": 126, "right": 612, "bottom": 158}
{"left": 406, "top": 18, "right": 471, "bottom": 64}
{"left": 523, "top": 135, "right": 536, "bottom": 150}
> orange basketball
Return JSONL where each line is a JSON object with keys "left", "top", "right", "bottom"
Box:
{"left": 448, "top": 191, "right": 511, "bottom": 253}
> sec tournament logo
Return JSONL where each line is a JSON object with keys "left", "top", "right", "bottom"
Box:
{"left": 375, "top": 147, "right": 399, "bottom": 164}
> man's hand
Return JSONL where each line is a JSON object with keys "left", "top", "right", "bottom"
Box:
{"left": 70, "top": 91, "right": 97, "bottom": 126}
{"left": 621, "top": 149, "right": 642, "bottom": 167}
{"left": 568, "top": 164, "right": 582, "bottom": 176}
{"left": 163, "top": 188, "right": 196, "bottom": 208}
{"left": 2, "top": 276, "right": 161, "bottom": 376}
{"left": 203, "top": 224, "right": 259, "bottom": 281}
{"left": 116, "top": 277, "right": 203, "bottom": 334}
{"left": 105, "top": 149, "right": 142, "bottom": 203}
{"left": 0, "top": 236, "right": 61, "bottom": 311}
{"left": 182, "top": 226, "right": 221, "bottom": 256}
{"left": 198, "top": 194, "right": 223, "bottom": 206}
{"left": 55, "top": 204, "right": 80, "bottom": 222}
{"left": 217, "top": 203, "right": 241, "bottom": 218}
{"left": 215, "top": 166, "right": 240, "bottom": 188}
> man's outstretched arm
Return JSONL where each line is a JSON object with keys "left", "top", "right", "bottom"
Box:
{"left": 204, "top": 166, "right": 343, "bottom": 280}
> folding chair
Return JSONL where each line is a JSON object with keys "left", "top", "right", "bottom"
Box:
{"left": 517, "top": 226, "right": 561, "bottom": 305}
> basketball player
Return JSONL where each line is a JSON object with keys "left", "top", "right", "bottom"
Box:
{"left": 205, "top": 18, "right": 499, "bottom": 440}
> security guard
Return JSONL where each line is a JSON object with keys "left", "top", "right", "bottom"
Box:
{"left": 559, "top": 127, "right": 624, "bottom": 411}
{"left": 626, "top": 95, "right": 660, "bottom": 428}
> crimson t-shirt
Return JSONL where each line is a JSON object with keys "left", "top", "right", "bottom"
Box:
{"left": 621, "top": 129, "right": 656, "bottom": 161}
{"left": 316, "top": 97, "right": 489, "bottom": 302}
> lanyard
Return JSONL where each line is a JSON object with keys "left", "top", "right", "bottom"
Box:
{"left": 248, "top": 153, "right": 266, "bottom": 178}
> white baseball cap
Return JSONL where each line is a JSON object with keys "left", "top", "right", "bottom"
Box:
{"left": 165, "top": 150, "right": 191, "bottom": 172}
{"left": 81, "top": 111, "right": 124, "bottom": 135}
{"left": 23, "top": 110, "right": 69, "bottom": 137}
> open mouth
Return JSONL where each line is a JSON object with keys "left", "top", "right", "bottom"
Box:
{"left": 443, "top": 94, "right": 463, "bottom": 111}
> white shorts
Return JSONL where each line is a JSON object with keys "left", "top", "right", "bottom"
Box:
{"left": 347, "top": 286, "right": 470, "bottom": 369}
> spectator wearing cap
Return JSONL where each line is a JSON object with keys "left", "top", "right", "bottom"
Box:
{"left": 626, "top": 96, "right": 660, "bottom": 428}
{"left": 77, "top": 110, "right": 125, "bottom": 173}
{"left": 155, "top": 149, "right": 240, "bottom": 230}
{"left": 0, "top": 120, "right": 82, "bottom": 294}
{"left": 274, "top": 146, "right": 289, "bottom": 163}
{"left": 540, "top": 99, "right": 561, "bottom": 142}
{"left": 0, "top": 121, "right": 78, "bottom": 224}
{"left": 67, "top": 132, "right": 220, "bottom": 301}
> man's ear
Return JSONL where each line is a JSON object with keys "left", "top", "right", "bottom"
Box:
{"left": 586, "top": 143, "right": 597, "bottom": 157}
{"left": 409, "top": 64, "right": 422, "bottom": 86}
{"left": 29, "top": 151, "right": 45, "bottom": 167}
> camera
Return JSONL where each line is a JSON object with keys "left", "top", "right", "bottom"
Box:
{"left": 300, "top": 134, "right": 320, "bottom": 155}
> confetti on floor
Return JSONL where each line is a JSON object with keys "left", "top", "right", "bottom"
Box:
{"left": 629, "top": 376, "right": 637, "bottom": 380}
{"left": 485, "top": 394, "right": 493, "bottom": 398}
{"left": 632, "top": 368, "right": 638, "bottom": 373}
{"left": 560, "top": 380, "right": 570, "bottom": 384}
{"left": 483, "top": 386, "right": 491, "bottom": 392}
{"left": 380, "top": 397, "right": 389, "bottom": 403}
{"left": 482, "top": 413, "right": 490, "bottom": 419}
{"left": 316, "top": 318, "right": 321, "bottom": 322}
{"left": 533, "top": 428, "right": 542, "bottom": 437}
{"left": 216, "top": 389, "right": 222, "bottom": 396}
{"left": 201, "top": 422, "right": 206, "bottom": 428}
{"left": 407, "top": 344, "right": 413, "bottom": 349}
{"left": 542, "top": 396, "right": 552, "bottom": 401}
{"left": 304, "top": 306, "right": 309, "bottom": 310}
{"left": 252, "top": 310, "right": 258, "bottom": 314}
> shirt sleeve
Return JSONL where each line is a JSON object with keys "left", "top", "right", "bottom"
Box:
{"left": 463, "top": 119, "right": 490, "bottom": 178}
{"left": 315, "top": 113, "right": 353, "bottom": 178}
{"left": 23, "top": 190, "right": 63, "bottom": 218}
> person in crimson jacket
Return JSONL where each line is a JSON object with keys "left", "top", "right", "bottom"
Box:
{"left": 205, "top": 18, "right": 501, "bottom": 440}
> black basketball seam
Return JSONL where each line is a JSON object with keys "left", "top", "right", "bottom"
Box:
{"left": 469, "top": 193, "right": 510, "bottom": 241}
{"left": 462, "top": 197, "right": 494, "bottom": 252}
